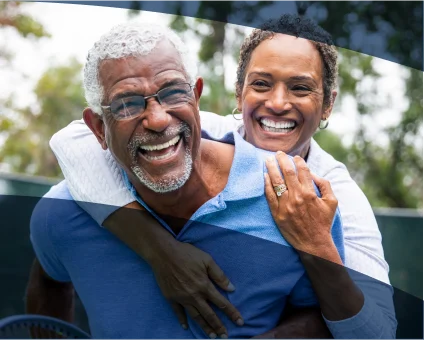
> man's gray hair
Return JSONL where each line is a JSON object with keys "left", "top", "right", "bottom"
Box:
{"left": 83, "top": 22, "right": 198, "bottom": 114}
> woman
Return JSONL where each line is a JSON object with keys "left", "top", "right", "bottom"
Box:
{"left": 49, "top": 15, "right": 395, "bottom": 338}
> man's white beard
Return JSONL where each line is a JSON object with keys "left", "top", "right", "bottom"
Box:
{"left": 128, "top": 123, "right": 193, "bottom": 193}
{"left": 131, "top": 145, "right": 193, "bottom": 193}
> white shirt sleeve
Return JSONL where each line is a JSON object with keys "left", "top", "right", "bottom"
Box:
{"left": 199, "top": 110, "right": 243, "bottom": 139}
{"left": 307, "top": 139, "right": 396, "bottom": 338}
{"left": 49, "top": 119, "right": 135, "bottom": 224}
{"left": 49, "top": 112, "right": 239, "bottom": 224}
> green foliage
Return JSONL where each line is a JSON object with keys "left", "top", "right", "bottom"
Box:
{"left": 0, "top": 2, "right": 50, "bottom": 38}
{"left": 0, "top": 59, "right": 85, "bottom": 177}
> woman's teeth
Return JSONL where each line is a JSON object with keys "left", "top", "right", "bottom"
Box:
{"left": 260, "top": 118, "right": 296, "bottom": 133}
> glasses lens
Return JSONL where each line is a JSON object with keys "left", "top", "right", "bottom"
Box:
{"left": 110, "top": 96, "right": 146, "bottom": 120}
{"left": 159, "top": 84, "right": 193, "bottom": 108}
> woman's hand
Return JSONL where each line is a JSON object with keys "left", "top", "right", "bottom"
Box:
{"left": 148, "top": 240, "right": 244, "bottom": 339}
{"left": 264, "top": 151, "right": 340, "bottom": 261}
{"left": 104, "top": 206, "right": 243, "bottom": 338}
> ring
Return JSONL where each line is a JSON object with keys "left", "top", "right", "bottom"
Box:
{"left": 273, "top": 184, "right": 287, "bottom": 197}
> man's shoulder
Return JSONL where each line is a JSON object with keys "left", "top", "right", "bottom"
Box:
{"left": 31, "top": 180, "right": 89, "bottom": 232}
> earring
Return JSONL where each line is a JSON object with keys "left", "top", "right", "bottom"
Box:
{"left": 319, "top": 117, "right": 329, "bottom": 129}
{"left": 232, "top": 108, "right": 243, "bottom": 121}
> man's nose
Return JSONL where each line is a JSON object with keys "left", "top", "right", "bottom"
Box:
{"left": 265, "top": 85, "right": 293, "bottom": 113}
{"left": 141, "top": 98, "right": 172, "bottom": 132}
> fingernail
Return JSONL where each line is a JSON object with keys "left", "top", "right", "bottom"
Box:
{"left": 276, "top": 151, "right": 283, "bottom": 155}
{"left": 236, "top": 318, "right": 244, "bottom": 326}
{"left": 209, "top": 332, "right": 217, "bottom": 339}
{"left": 227, "top": 282, "right": 235, "bottom": 291}
{"left": 181, "top": 324, "right": 188, "bottom": 330}
{"left": 220, "top": 334, "right": 228, "bottom": 339}
{"left": 267, "top": 156, "right": 273, "bottom": 162}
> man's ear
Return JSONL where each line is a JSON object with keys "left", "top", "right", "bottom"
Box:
{"left": 193, "top": 77, "right": 203, "bottom": 101}
{"left": 323, "top": 90, "right": 337, "bottom": 120}
{"left": 83, "top": 108, "right": 108, "bottom": 150}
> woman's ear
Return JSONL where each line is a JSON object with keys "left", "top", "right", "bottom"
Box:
{"left": 83, "top": 108, "right": 108, "bottom": 150}
{"left": 323, "top": 90, "right": 337, "bottom": 120}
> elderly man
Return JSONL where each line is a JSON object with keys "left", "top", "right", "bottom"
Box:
{"left": 26, "top": 23, "right": 347, "bottom": 338}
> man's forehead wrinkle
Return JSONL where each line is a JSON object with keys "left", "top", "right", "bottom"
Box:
{"left": 98, "top": 41, "right": 190, "bottom": 105}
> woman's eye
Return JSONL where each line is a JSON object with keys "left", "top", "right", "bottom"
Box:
{"left": 251, "top": 80, "right": 269, "bottom": 88}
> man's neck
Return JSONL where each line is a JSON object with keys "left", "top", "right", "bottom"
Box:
{"left": 130, "top": 139, "right": 235, "bottom": 227}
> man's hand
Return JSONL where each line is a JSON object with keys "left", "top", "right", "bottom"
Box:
{"left": 25, "top": 258, "right": 75, "bottom": 338}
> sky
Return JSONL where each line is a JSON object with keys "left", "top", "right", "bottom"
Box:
{"left": 0, "top": 1, "right": 415, "bottom": 149}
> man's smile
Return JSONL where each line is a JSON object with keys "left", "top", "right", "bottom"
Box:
{"left": 137, "top": 134, "right": 184, "bottom": 162}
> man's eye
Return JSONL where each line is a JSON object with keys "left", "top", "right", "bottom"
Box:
{"left": 112, "top": 97, "right": 145, "bottom": 116}
{"left": 292, "top": 85, "right": 312, "bottom": 92}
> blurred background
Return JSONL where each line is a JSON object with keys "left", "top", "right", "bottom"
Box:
{"left": 0, "top": 1, "right": 422, "bottom": 334}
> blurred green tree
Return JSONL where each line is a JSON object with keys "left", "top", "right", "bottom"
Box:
{"left": 0, "top": 58, "right": 85, "bottom": 177}
{"left": 0, "top": 1, "right": 50, "bottom": 62}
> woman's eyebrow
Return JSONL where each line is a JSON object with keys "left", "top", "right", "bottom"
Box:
{"left": 247, "top": 71, "right": 273, "bottom": 79}
{"left": 289, "top": 75, "right": 317, "bottom": 84}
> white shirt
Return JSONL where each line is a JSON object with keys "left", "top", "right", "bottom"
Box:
{"left": 49, "top": 112, "right": 390, "bottom": 285}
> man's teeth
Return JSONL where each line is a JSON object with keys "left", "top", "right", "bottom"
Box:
{"left": 145, "top": 151, "right": 175, "bottom": 161}
{"left": 260, "top": 118, "right": 296, "bottom": 129}
{"left": 139, "top": 135, "right": 181, "bottom": 151}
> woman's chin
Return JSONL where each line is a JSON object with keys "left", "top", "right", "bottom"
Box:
{"left": 251, "top": 140, "right": 293, "bottom": 154}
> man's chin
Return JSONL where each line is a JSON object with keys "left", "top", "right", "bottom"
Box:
{"left": 131, "top": 166, "right": 192, "bottom": 194}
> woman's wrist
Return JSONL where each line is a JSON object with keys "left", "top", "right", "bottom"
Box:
{"left": 297, "top": 235, "right": 343, "bottom": 265}
{"left": 104, "top": 202, "right": 178, "bottom": 265}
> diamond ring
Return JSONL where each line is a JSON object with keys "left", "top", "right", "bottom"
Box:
{"left": 273, "top": 184, "right": 287, "bottom": 197}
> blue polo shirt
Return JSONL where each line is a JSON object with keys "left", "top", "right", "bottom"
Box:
{"left": 30, "top": 131, "right": 345, "bottom": 338}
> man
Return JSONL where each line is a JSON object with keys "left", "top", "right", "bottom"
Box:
{"left": 27, "top": 22, "right": 345, "bottom": 338}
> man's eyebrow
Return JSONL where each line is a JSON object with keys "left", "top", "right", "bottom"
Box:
{"left": 110, "top": 91, "right": 141, "bottom": 102}
{"left": 159, "top": 78, "right": 188, "bottom": 88}
{"left": 109, "top": 79, "right": 187, "bottom": 102}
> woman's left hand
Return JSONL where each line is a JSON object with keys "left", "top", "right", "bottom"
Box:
{"left": 264, "top": 151, "right": 339, "bottom": 258}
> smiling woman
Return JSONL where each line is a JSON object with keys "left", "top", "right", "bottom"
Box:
{"left": 236, "top": 22, "right": 337, "bottom": 158}
{"left": 48, "top": 15, "right": 396, "bottom": 339}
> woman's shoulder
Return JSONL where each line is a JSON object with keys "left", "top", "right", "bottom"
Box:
{"left": 308, "top": 138, "right": 369, "bottom": 200}
{"left": 307, "top": 138, "right": 350, "bottom": 179}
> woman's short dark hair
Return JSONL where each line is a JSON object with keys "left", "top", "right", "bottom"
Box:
{"left": 236, "top": 14, "right": 338, "bottom": 108}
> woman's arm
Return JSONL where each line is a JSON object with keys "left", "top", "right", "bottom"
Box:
{"left": 264, "top": 152, "right": 396, "bottom": 338}
{"left": 49, "top": 119, "right": 244, "bottom": 338}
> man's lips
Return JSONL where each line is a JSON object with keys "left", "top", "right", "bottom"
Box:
{"left": 138, "top": 134, "right": 181, "bottom": 152}
{"left": 137, "top": 134, "right": 183, "bottom": 162}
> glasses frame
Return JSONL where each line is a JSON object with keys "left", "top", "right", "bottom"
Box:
{"left": 101, "top": 82, "right": 195, "bottom": 120}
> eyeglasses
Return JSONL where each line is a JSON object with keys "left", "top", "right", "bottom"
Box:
{"left": 101, "top": 83, "right": 195, "bottom": 121}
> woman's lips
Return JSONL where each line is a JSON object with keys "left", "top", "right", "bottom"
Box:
{"left": 259, "top": 117, "right": 297, "bottom": 134}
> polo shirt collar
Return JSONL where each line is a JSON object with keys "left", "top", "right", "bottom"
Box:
{"left": 122, "top": 131, "right": 266, "bottom": 205}
{"left": 221, "top": 131, "right": 266, "bottom": 201}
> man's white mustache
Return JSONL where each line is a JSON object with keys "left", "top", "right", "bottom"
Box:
{"left": 128, "top": 122, "right": 190, "bottom": 157}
